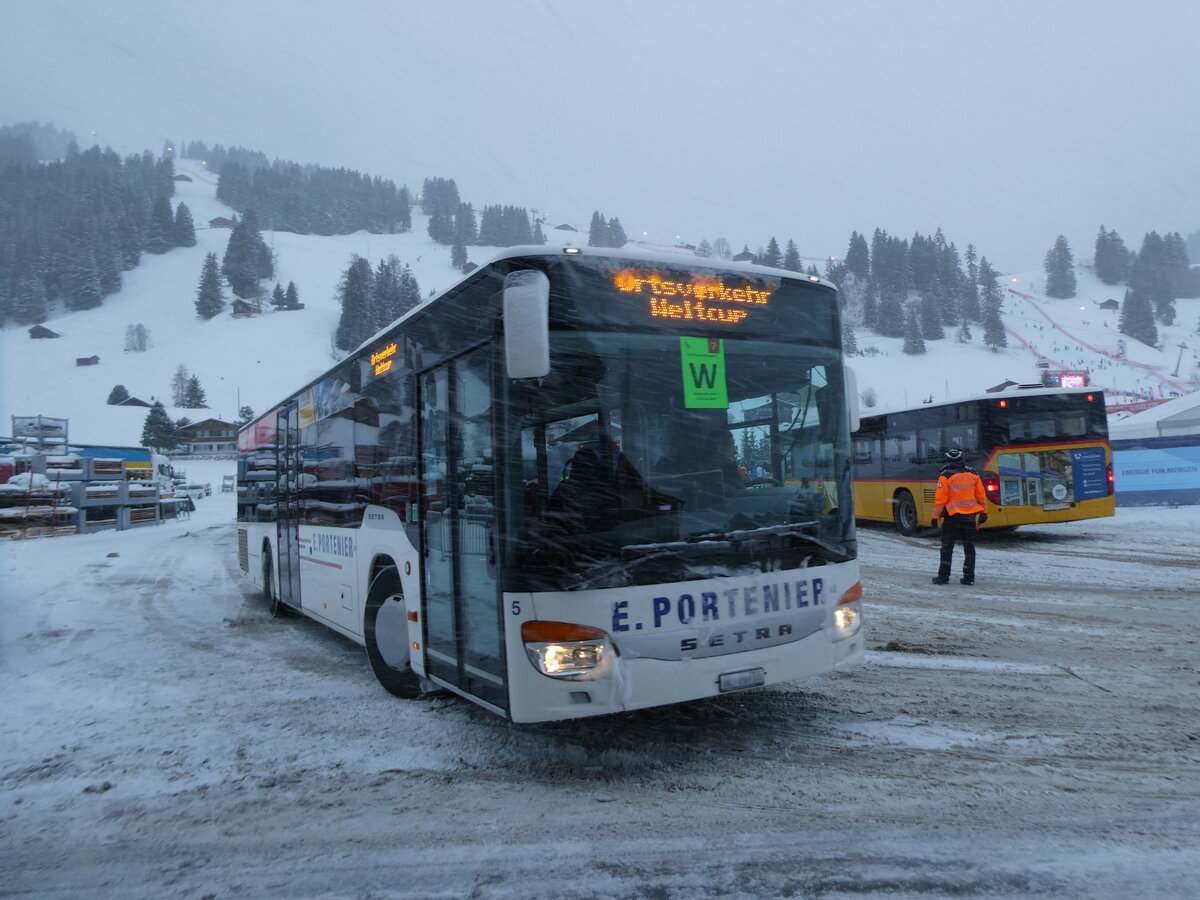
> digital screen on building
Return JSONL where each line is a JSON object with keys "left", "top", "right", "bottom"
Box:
{"left": 370, "top": 342, "right": 398, "bottom": 378}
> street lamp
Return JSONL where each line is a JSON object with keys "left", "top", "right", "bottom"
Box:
{"left": 1172, "top": 342, "right": 1189, "bottom": 378}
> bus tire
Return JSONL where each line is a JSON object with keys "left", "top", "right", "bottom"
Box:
{"left": 263, "top": 550, "right": 287, "bottom": 618}
{"left": 364, "top": 566, "right": 421, "bottom": 699}
{"left": 893, "top": 490, "right": 919, "bottom": 536}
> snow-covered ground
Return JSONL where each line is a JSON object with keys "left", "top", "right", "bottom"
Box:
{"left": 3, "top": 473, "right": 1198, "bottom": 898}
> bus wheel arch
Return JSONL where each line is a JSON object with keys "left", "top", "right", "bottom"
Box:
{"left": 893, "top": 490, "right": 919, "bottom": 536}
{"left": 262, "top": 540, "right": 287, "bottom": 618}
{"left": 364, "top": 564, "right": 421, "bottom": 699}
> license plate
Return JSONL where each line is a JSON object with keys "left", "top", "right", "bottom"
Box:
{"left": 718, "top": 668, "right": 766, "bottom": 692}
{"left": 1042, "top": 502, "right": 1070, "bottom": 511}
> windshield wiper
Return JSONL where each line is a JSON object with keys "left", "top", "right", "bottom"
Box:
{"left": 620, "top": 522, "right": 851, "bottom": 564}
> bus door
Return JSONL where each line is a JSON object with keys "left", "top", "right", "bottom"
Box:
{"left": 419, "top": 349, "right": 506, "bottom": 711}
{"left": 275, "top": 401, "right": 303, "bottom": 609}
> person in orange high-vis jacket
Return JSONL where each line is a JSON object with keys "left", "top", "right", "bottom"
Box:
{"left": 929, "top": 448, "right": 987, "bottom": 585}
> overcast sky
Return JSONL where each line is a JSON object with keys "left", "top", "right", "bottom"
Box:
{"left": 2, "top": 0, "right": 1196, "bottom": 270}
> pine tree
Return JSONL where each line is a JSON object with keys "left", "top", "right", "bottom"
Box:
{"left": 236, "top": 405, "right": 255, "bottom": 426}
{"left": 1130, "top": 231, "right": 1175, "bottom": 324}
{"left": 371, "top": 256, "right": 402, "bottom": 331}
{"left": 607, "top": 217, "right": 626, "bottom": 248}
{"left": 919, "top": 287, "right": 944, "bottom": 340}
{"left": 762, "top": 237, "right": 782, "bottom": 269}
{"left": 397, "top": 263, "right": 421, "bottom": 319}
{"left": 62, "top": 249, "right": 103, "bottom": 311}
{"left": 875, "top": 291, "right": 905, "bottom": 338}
{"left": 146, "top": 196, "right": 175, "bottom": 254}
{"left": 195, "top": 252, "right": 226, "bottom": 319}
{"left": 171, "top": 365, "right": 190, "bottom": 406}
{"left": 861, "top": 283, "right": 879, "bottom": 330}
{"left": 284, "top": 281, "right": 301, "bottom": 310}
{"left": 173, "top": 202, "right": 197, "bottom": 247}
{"left": 1044, "top": 235, "right": 1077, "bottom": 298}
{"left": 961, "top": 244, "right": 981, "bottom": 322}
{"left": 222, "top": 210, "right": 273, "bottom": 297}
{"left": 454, "top": 202, "right": 477, "bottom": 246}
{"left": 588, "top": 211, "right": 606, "bottom": 247}
{"left": 427, "top": 207, "right": 453, "bottom": 244}
{"left": 841, "top": 317, "right": 858, "bottom": 356}
{"left": 182, "top": 374, "right": 208, "bottom": 408}
{"left": 334, "top": 255, "right": 374, "bottom": 351}
{"left": 903, "top": 305, "right": 926, "bottom": 355}
{"left": 451, "top": 236, "right": 467, "bottom": 270}
{"left": 935, "top": 241, "right": 963, "bottom": 326}
{"left": 979, "top": 257, "right": 1007, "bottom": 351}
{"left": 12, "top": 273, "right": 48, "bottom": 325}
{"left": 141, "top": 402, "right": 179, "bottom": 451}
{"left": 1118, "top": 288, "right": 1158, "bottom": 346}
{"left": 107, "top": 384, "right": 131, "bottom": 405}
{"left": 270, "top": 282, "right": 287, "bottom": 309}
{"left": 124, "top": 323, "right": 151, "bottom": 351}
{"left": 783, "top": 240, "right": 802, "bottom": 272}
{"left": 1094, "top": 226, "right": 1130, "bottom": 285}
{"left": 844, "top": 231, "right": 870, "bottom": 280}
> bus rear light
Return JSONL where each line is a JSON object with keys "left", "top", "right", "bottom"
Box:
{"left": 982, "top": 471, "right": 1002, "bottom": 505}
{"left": 1107, "top": 464, "right": 1114, "bottom": 495}
{"left": 522, "top": 621, "right": 611, "bottom": 679}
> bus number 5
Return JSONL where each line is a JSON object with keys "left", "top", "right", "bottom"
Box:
{"left": 511, "top": 600, "right": 521, "bottom": 616}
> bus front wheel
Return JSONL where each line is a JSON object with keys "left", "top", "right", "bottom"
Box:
{"left": 364, "top": 566, "right": 422, "bottom": 699}
{"left": 893, "top": 491, "right": 919, "bottom": 536}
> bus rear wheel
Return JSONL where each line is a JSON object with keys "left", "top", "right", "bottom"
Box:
{"left": 364, "top": 566, "right": 422, "bottom": 699}
{"left": 893, "top": 490, "right": 919, "bottom": 536}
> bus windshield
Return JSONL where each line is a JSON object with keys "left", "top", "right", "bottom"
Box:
{"left": 506, "top": 330, "right": 856, "bottom": 592}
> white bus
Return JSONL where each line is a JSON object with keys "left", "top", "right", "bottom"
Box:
{"left": 236, "top": 246, "right": 863, "bottom": 722}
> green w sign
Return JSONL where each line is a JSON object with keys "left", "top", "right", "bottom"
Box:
{"left": 679, "top": 337, "right": 728, "bottom": 409}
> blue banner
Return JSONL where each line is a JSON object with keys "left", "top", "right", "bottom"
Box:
{"left": 1070, "top": 446, "right": 1109, "bottom": 500}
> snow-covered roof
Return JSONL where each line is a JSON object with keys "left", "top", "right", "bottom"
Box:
{"left": 1109, "top": 389, "right": 1200, "bottom": 439}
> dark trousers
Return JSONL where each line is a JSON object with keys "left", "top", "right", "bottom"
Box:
{"left": 938, "top": 513, "right": 977, "bottom": 580}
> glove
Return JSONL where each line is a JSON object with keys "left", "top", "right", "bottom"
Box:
{"left": 978, "top": 513, "right": 988, "bottom": 525}
{"left": 930, "top": 516, "right": 940, "bottom": 527}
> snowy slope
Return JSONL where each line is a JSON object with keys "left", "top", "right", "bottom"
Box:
{"left": 1, "top": 158, "right": 1198, "bottom": 448}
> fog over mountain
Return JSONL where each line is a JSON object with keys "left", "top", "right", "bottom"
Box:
{"left": 3, "top": 0, "right": 1197, "bottom": 271}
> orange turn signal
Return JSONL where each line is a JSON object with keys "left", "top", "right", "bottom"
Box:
{"left": 838, "top": 582, "right": 863, "bottom": 604}
{"left": 521, "top": 621, "right": 607, "bottom": 643}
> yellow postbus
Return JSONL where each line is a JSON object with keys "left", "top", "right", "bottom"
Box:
{"left": 853, "top": 387, "right": 1114, "bottom": 534}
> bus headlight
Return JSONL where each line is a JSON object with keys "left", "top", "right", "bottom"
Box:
{"left": 521, "top": 621, "right": 611, "bottom": 679}
{"left": 834, "top": 582, "right": 863, "bottom": 640}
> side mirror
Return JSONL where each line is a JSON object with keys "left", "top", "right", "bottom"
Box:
{"left": 503, "top": 269, "right": 550, "bottom": 379}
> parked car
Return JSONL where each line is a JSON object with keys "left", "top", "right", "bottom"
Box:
{"left": 176, "top": 484, "right": 207, "bottom": 501}
{"left": 222, "top": 475, "right": 236, "bottom": 492}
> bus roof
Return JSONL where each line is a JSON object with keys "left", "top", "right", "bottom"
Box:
{"left": 345, "top": 244, "right": 837, "bottom": 359}
{"left": 866, "top": 385, "right": 1103, "bottom": 419}
{"left": 242, "top": 245, "right": 839, "bottom": 438}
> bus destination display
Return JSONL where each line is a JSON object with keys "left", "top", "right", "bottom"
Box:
{"left": 612, "top": 269, "right": 774, "bottom": 327}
